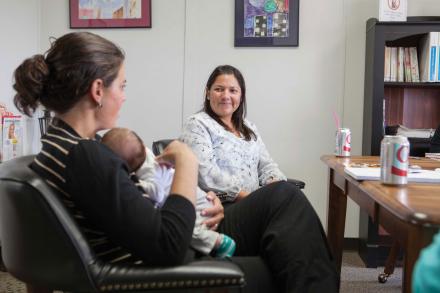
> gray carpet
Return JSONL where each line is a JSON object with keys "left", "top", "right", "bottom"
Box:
{"left": 0, "top": 251, "right": 402, "bottom": 293}
{"left": 341, "top": 251, "right": 402, "bottom": 293}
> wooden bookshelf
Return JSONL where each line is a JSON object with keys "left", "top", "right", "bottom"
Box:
{"left": 361, "top": 17, "right": 440, "bottom": 267}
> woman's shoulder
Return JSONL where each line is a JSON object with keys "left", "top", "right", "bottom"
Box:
{"left": 184, "top": 112, "right": 218, "bottom": 130}
{"left": 185, "top": 112, "right": 210, "bottom": 123}
{"left": 72, "top": 139, "right": 126, "bottom": 169}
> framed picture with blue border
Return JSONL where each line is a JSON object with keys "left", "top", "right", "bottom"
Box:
{"left": 235, "top": 0, "right": 299, "bottom": 47}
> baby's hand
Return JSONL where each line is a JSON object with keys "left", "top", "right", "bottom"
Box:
{"left": 157, "top": 161, "right": 174, "bottom": 169}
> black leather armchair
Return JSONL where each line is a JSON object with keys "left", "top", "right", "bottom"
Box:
{"left": 0, "top": 155, "right": 246, "bottom": 293}
{"left": 152, "top": 139, "right": 306, "bottom": 189}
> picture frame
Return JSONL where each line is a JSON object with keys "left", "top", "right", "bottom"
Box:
{"left": 70, "top": 0, "right": 151, "bottom": 29}
{"left": 234, "top": 0, "right": 299, "bottom": 47}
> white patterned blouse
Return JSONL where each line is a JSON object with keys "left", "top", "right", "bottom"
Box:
{"left": 180, "top": 112, "right": 286, "bottom": 202}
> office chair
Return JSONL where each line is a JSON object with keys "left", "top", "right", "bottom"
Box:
{"left": 152, "top": 139, "right": 306, "bottom": 190}
{"left": 0, "top": 155, "right": 246, "bottom": 293}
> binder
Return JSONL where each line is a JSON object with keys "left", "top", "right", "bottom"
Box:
{"left": 419, "top": 32, "right": 438, "bottom": 82}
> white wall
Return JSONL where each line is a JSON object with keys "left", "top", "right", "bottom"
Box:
{"left": 39, "top": 0, "right": 186, "bottom": 146}
{"left": 3, "top": 0, "right": 440, "bottom": 237}
{"left": 0, "top": 0, "right": 41, "bottom": 155}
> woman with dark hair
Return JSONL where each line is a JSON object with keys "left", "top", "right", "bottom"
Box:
{"left": 181, "top": 65, "right": 286, "bottom": 202}
{"left": 180, "top": 64, "right": 339, "bottom": 292}
{"left": 13, "top": 32, "right": 199, "bottom": 266}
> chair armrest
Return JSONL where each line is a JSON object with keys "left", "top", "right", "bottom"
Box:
{"left": 152, "top": 139, "right": 174, "bottom": 156}
{"left": 93, "top": 259, "right": 245, "bottom": 292}
{"left": 287, "top": 178, "right": 305, "bottom": 189}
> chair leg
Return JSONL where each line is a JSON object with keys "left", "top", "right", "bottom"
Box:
{"left": 26, "top": 284, "right": 53, "bottom": 293}
{"left": 378, "top": 240, "right": 400, "bottom": 283}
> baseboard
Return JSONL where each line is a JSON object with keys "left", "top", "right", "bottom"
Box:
{"left": 343, "top": 238, "right": 403, "bottom": 268}
{"left": 343, "top": 237, "right": 360, "bottom": 251}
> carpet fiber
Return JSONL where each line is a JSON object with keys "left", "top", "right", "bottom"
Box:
{"left": 0, "top": 251, "right": 402, "bottom": 293}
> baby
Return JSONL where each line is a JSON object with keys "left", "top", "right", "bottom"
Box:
{"left": 102, "top": 128, "right": 236, "bottom": 257}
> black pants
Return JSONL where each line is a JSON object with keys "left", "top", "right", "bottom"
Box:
{"left": 218, "top": 181, "right": 339, "bottom": 293}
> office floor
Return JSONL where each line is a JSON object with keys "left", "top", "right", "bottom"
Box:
{"left": 341, "top": 251, "right": 402, "bottom": 292}
{"left": 0, "top": 251, "right": 402, "bottom": 293}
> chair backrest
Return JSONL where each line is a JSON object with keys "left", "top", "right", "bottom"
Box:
{"left": 0, "top": 155, "right": 97, "bottom": 292}
{"left": 152, "top": 139, "right": 174, "bottom": 156}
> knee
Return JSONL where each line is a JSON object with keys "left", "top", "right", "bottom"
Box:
{"left": 265, "top": 181, "right": 306, "bottom": 205}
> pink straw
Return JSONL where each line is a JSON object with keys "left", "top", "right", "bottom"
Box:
{"left": 333, "top": 110, "right": 340, "bottom": 131}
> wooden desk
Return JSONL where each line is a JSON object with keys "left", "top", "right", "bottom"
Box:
{"left": 321, "top": 155, "right": 440, "bottom": 293}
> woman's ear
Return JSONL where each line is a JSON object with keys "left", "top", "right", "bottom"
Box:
{"left": 90, "top": 78, "right": 104, "bottom": 105}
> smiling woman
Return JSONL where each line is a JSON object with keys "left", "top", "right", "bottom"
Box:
{"left": 179, "top": 64, "right": 339, "bottom": 292}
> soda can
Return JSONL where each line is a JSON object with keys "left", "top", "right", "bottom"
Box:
{"left": 380, "top": 135, "right": 410, "bottom": 185}
{"left": 335, "top": 128, "right": 351, "bottom": 157}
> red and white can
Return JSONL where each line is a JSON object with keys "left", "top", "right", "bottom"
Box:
{"left": 380, "top": 135, "right": 410, "bottom": 185}
{"left": 335, "top": 128, "right": 351, "bottom": 157}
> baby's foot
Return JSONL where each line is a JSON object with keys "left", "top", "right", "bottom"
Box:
{"left": 215, "top": 234, "right": 236, "bottom": 257}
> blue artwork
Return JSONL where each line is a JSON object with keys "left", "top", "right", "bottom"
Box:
{"left": 244, "top": 0, "right": 289, "bottom": 37}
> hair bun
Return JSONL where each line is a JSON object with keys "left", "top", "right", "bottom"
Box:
{"left": 13, "top": 54, "right": 49, "bottom": 116}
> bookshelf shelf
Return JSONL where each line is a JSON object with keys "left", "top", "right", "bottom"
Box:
{"left": 384, "top": 82, "right": 440, "bottom": 88}
{"left": 360, "top": 18, "right": 440, "bottom": 268}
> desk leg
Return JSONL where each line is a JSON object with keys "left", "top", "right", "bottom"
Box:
{"left": 326, "top": 169, "right": 347, "bottom": 274}
{"left": 403, "top": 226, "right": 437, "bottom": 293}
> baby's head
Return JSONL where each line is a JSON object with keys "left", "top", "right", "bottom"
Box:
{"left": 102, "top": 127, "right": 146, "bottom": 173}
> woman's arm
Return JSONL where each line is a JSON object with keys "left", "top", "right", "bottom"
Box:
{"left": 69, "top": 141, "right": 197, "bottom": 266}
{"left": 251, "top": 124, "right": 287, "bottom": 185}
{"left": 180, "top": 116, "right": 243, "bottom": 201}
{"left": 156, "top": 140, "right": 198, "bottom": 206}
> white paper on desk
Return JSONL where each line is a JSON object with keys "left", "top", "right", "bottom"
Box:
{"left": 345, "top": 167, "right": 440, "bottom": 183}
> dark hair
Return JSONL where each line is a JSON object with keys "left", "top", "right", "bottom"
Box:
{"left": 102, "top": 128, "right": 146, "bottom": 173}
{"left": 203, "top": 65, "right": 256, "bottom": 141}
{"left": 13, "top": 32, "right": 125, "bottom": 116}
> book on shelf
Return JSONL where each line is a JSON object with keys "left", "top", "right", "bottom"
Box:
{"left": 384, "top": 46, "right": 418, "bottom": 82}
{"left": 386, "top": 124, "right": 436, "bottom": 139}
{"left": 426, "top": 153, "right": 440, "bottom": 161}
{"left": 397, "top": 47, "right": 404, "bottom": 82}
{"left": 409, "top": 47, "right": 420, "bottom": 82}
{"left": 419, "top": 32, "right": 439, "bottom": 82}
{"left": 390, "top": 47, "right": 398, "bottom": 82}
{"left": 384, "top": 46, "right": 391, "bottom": 82}
{"left": 404, "top": 47, "right": 412, "bottom": 82}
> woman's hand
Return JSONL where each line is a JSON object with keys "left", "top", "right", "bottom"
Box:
{"left": 201, "top": 191, "right": 224, "bottom": 230}
{"left": 235, "top": 190, "right": 250, "bottom": 202}
{"left": 265, "top": 178, "right": 280, "bottom": 185}
{"left": 158, "top": 141, "right": 198, "bottom": 206}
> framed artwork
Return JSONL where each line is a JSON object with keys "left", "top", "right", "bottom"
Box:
{"left": 70, "top": 0, "right": 151, "bottom": 29}
{"left": 235, "top": 0, "right": 299, "bottom": 47}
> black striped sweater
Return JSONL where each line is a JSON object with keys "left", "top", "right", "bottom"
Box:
{"left": 31, "top": 118, "right": 195, "bottom": 266}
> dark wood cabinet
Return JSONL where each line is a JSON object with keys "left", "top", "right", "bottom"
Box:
{"left": 361, "top": 17, "right": 440, "bottom": 267}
